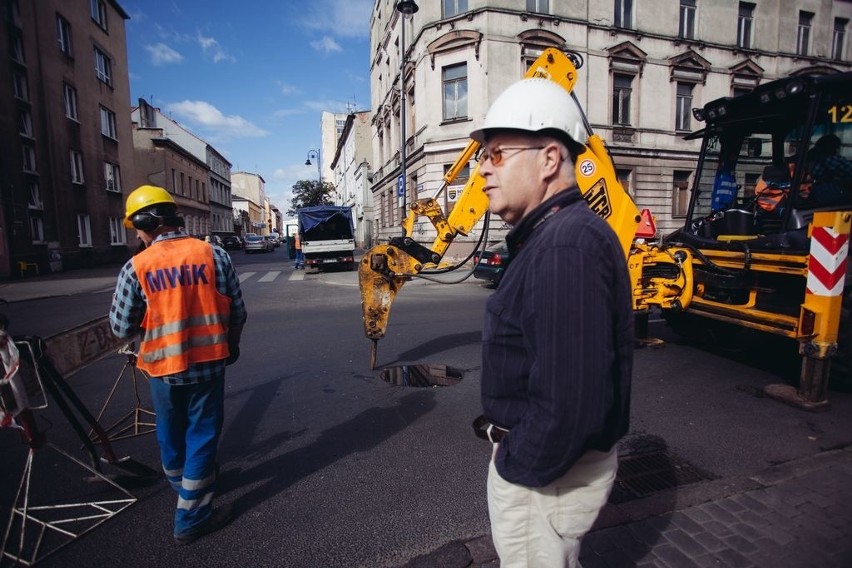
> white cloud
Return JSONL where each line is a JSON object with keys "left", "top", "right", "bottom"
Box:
{"left": 304, "top": 99, "right": 351, "bottom": 114}
{"left": 277, "top": 81, "right": 299, "bottom": 96}
{"left": 310, "top": 36, "right": 342, "bottom": 54}
{"left": 145, "top": 42, "right": 184, "bottom": 65}
{"left": 166, "top": 100, "right": 269, "bottom": 139}
{"left": 197, "top": 33, "right": 235, "bottom": 63}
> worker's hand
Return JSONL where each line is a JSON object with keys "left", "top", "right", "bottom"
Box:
{"left": 225, "top": 342, "right": 240, "bottom": 366}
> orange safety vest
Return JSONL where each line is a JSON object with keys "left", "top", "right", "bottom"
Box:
{"left": 754, "top": 177, "right": 790, "bottom": 213}
{"left": 132, "top": 237, "right": 231, "bottom": 376}
{"left": 294, "top": 233, "right": 302, "bottom": 250}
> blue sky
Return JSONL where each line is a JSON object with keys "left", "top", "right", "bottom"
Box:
{"left": 121, "top": 0, "right": 373, "bottom": 213}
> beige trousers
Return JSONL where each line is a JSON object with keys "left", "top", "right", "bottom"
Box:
{"left": 487, "top": 447, "right": 618, "bottom": 568}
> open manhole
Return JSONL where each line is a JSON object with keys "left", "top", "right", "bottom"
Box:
{"left": 379, "top": 364, "right": 462, "bottom": 387}
{"left": 610, "top": 450, "right": 711, "bottom": 504}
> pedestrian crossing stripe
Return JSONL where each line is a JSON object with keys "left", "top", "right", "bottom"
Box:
{"left": 258, "top": 271, "right": 280, "bottom": 282}
{"left": 238, "top": 272, "right": 256, "bottom": 283}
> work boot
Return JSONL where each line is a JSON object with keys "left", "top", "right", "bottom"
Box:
{"left": 174, "top": 503, "right": 234, "bottom": 545}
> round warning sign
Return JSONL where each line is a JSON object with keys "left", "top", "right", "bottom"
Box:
{"left": 579, "top": 159, "right": 596, "bottom": 177}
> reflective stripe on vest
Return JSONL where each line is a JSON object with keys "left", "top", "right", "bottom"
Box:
{"left": 755, "top": 178, "right": 790, "bottom": 212}
{"left": 133, "top": 237, "right": 231, "bottom": 376}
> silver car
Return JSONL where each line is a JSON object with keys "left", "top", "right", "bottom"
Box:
{"left": 244, "top": 234, "right": 273, "bottom": 253}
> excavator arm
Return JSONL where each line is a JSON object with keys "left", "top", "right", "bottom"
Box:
{"left": 359, "top": 48, "right": 644, "bottom": 368}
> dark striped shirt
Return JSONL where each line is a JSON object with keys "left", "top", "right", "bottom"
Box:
{"left": 481, "top": 188, "right": 633, "bottom": 487}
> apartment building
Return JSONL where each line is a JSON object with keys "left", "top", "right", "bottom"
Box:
{"left": 369, "top": 0, "right": 852, "bottom": 254}
{"left": 330, "top": 111, "right": 374, "bottom": 247}
{"left": 0, "top": 0, "right": 134, "bottom": 277}
{"left": 131, "top": 99, "right": 233, "bottom": 237}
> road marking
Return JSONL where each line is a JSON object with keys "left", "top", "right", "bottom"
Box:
{"left": 258, "top": 271, "right": 280, "bottom": 282}
{"left": 289, "top": 270, "right": 305, "bottom": 281}
{"left": 239, "top": 272, "right": 256, "bottom": 283}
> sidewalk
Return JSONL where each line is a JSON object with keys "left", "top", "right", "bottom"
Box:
{"left": 0, "top": 265, "right": 120, "bottom": 303}
{"left": 405, "top": 446, "right": 852, "bottom": 568}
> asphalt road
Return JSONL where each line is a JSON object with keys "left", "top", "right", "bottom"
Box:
{"left": 1, "top": 245, "right": 850, "bottom": 567}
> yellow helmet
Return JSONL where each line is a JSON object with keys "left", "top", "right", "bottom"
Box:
{"left": 124, "top": 185, "right": 176, "bottom": 228}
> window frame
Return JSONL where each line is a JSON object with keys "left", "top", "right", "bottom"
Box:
{"left": 13, "top": 71, "right": 29, "bottom": 101}
{"left": 675, "top": 82, "right": 694, "bottom": 132}
{"left": 77, "top": 214, "right": 92, "bottom": 247}
{"left": 797, "top": 11, "right": 813, "bottom": 57}
{"left": 737, "top": 2, "right": 754, "bottom": 49}
{"left": 109, "top": 217, "right": 126, "bottom": 245}
{"left": 64, "top": 83, "right": 79, "bottom": 120}
{"left": 99, "top": 105, "right": 117, "bottom": 139}
{"left": 18, "top": 109, "right": 33, "bottom": 137}
{"left": 614, "top": 0, "right": 633, "bottom": 29}
{"left": 672, "top": 170, "right": 692, "bottom": 218}
{"left": 526, "top": 0, "right": 549, "bottom": 14}
{"left": 30, "top": 214, "right": 44, "bottom": 244}
{"left": 612, "top": 73, "right": 633, "bottom": 126}
{"left": 833, "top": 18, "right": 848, "bottom": 61}
{"left": 57, "top": 14, "right": 72, "bottom": 56}
{"left": 679, "top": 0, "right": 696, "bottom": 40}
{"left": 442, "top": 62, "right": 468, "bottom": 122}
{"left": 22, "top": 145, "right": 37, "bottom": 173}
{"left": 90, "top": 0, "right": 107, "bottom": 31}
{"left": 11, "top": 32, "right": 25, "bottom": 63}
{"left": 442, "top": 0, "right": 468, "bottom": 19}
{"left": 70, "top": 150, "right": 85, "bottom": 184}
{"left": 94, "top": 46, "right": 112, "bottom": 86}
{"left": 104, "top": 161, "right": 121, "bottom": 192}
{"left": 28, "top": 181, "right": 42, "bottom": 210}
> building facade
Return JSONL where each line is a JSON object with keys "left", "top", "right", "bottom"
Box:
{"left": 330, "top": 111, "right": 374, "bottom": 247}
{"left": 231, "top": 171, "right": 268, "bottom": 234}
{"left": 369, "top": 0, "right": 852, "bottom": 255}
{"left": 0, "top": 0, "right": 135, "bottom": 277}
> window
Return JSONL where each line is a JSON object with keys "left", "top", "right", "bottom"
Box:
{"left": 679, "top": 0, "right": 696, "bottom": 40}
{"left": 77, "top": 214, "right": 92, "bottom": 247}
{"left": 442, "top": 63, "right": 467, "bottom": 121}
{"left": 526, "top": 0, "right": 549, "bottom": 13}
{"left": 94, "top": 46, "right": 112, "bottom": 86}
{"left": 104, "top": 162, "right": 120, "bottom": 192}
{"left": 57, "top": 15, "right": 72, "bottom": 55}
{"left": 612, "top": 74, "right": 633, "bottom": 126}
{"left": 100, "top": 105, "right": 117, "bottom": 138}
{"left": 18, "top": 109, "right": 32, "bottom": 137}
{"left": 109, "top": 217, "right": 126, "bottom": 245}
{"left": 442, "top": 0, "right": 467, "bottom": 18}
{"left": 70, "top": 150, "right": 84, "bottom": 184}
{"left": 797, "top": 11, "right": 813, "bottom": 57}
{"left": 616, "top": 169, "right": 633, "bottom": 197}
{"left": 28, "top": 181, "right": 42, "bottom": 209}
{"left": 737, "top": 3, "right": 754, "bottom": 49}
{"left": 833, "top": 18, "right": 848, "bottom": 60}
{"left": 11, "top": 33, "right": 24, "bottom": 63}
{"left": 675, "top": 83, "right": 693, "bottom": 132}
{"left": 743, "top": 172, "right": 760, "bottom": 202}
{"left": 672, "top": 170, "right": 692, "bottom": 217}
{"left": 614, "top": 0, "right": 633, "bottom": 29}
{"left": 90, "top": 0, "right": 107, "bottom": 30}
{"left": 64, "top": 83, "right": 78, "bottom": 119}
{"left": 30, "top": 215, "right": 44, "bottom": 243}
{"left": 22, "top": 145, "right": 36, "bottom": 173}
{"left": 13, "top": 71, "right": 28, "bottom": 101}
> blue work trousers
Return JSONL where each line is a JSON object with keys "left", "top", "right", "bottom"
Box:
{"left": 149, "top": 377, "right": 225, "bottom": 538}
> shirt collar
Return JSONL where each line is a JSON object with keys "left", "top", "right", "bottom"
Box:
{"left": 505, "top": 188, "right": 582, "bottom": 253}
{"left": 152, "top": 230, "right": 188, "bottom": 244}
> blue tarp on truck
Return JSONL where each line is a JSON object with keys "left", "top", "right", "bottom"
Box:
{"left": 297, "top": 205, "right": 355, "bottom": 235}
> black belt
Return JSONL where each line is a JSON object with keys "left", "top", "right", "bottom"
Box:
{"left": 472, "top": 415, "right": 509, "bottom": 443}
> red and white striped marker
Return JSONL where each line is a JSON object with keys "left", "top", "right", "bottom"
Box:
{"left": 807, "top": 227, "right": 849, "bottom": 296}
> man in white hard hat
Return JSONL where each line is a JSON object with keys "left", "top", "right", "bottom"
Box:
{"left": 470, "top": 78, "right": 633, "bottom": 567}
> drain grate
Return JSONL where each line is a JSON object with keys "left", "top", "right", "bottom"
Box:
{"left": 610, "top": 450, "right": 710, "bottom": 504}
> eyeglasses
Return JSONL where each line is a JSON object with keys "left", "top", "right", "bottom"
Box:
{"left": 477, "top": 146, "right": 545, "bottom": 166}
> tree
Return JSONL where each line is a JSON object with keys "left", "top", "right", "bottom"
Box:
{"left": 287, "top": 179, "right": 337, "bottom": 216}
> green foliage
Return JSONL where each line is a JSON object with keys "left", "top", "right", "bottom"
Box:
{"left": 287, "top": 180, "right": 337, "bottom": 216}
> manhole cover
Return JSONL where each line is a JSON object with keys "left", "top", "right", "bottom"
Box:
{"left": 610, "top": 450, "right": 710, "bottom": 504}
{"left": 379, "top": 364, "right": 462, "bottom": 387}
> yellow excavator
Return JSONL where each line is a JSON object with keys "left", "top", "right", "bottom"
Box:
{"left": 359, "top": 47, "right": 852, "bottom": 411}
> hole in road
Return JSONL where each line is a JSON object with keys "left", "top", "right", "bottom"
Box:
{"left": 379, "top": 364, "right": 462, "bottom": 387}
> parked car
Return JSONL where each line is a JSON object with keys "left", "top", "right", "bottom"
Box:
{"left": 244, "top": 234, "right": 274, "bottom": 253}
{"left": 472, "top": 242, "right": 509, "bottom": 287}
{"left": 196, "top": 234, "right": 224, "bottom": 247}
{"left": 219, "top": 234, "right": 243, "bottom": 250}
{"left": 267, "top": 233, "right": 281, "bottom": 247}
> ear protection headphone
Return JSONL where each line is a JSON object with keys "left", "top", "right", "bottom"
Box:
{"left": 130, "top": 211, "right": 185, "bottom": 231}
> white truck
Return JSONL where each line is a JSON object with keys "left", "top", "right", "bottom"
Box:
{"left": 297, "top": 205, "right": 356, "bottom": 271}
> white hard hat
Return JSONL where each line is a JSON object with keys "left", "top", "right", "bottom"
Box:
{"left": 470, "top": 78, "right": 588, "bottom": 146}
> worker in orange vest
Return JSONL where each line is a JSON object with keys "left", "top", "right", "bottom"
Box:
{"left": 109, "top": 185, "right": 247, "bottom": 545}
{"left": 294, "top": 232, "right": 305, "bottom": 269}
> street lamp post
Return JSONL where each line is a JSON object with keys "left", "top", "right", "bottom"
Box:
{"left": 305, "top": 149, "right": 322, "bottom": 184}
{"left": 396, "top": 0, "right": 418, "bottom": 233}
